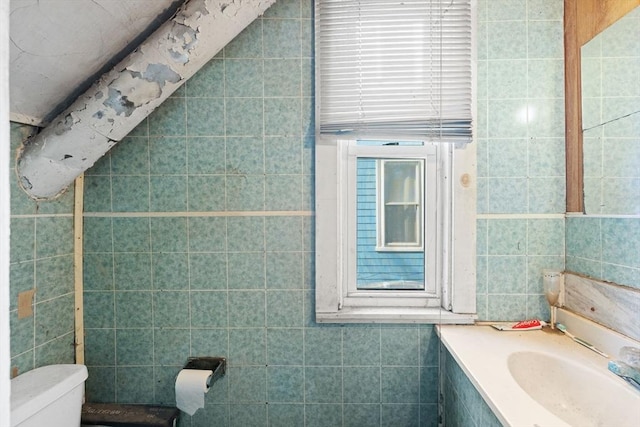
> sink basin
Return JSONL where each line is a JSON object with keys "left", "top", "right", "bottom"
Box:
{"left": 508, "top": 351, "right": 639, "bottom": 427}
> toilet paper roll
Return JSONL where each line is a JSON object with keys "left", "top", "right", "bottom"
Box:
{"left": 175, "top": 369, "right": 213, "bottom": 415}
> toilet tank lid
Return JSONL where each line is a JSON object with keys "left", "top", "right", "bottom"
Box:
{"left": 11, "top": 364, "right": 88, "bottom": 425}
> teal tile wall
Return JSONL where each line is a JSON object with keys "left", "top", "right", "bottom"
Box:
{"left": 9, "top": 122, "right": 76, "bottom": 376}
{"left": 441, "top": 346, "right": 502, "bottom": 427}
{"left": 82, "top": 1, "right": 439, "bottom": 426}
{"left": 476, "top": 0, "right": 566, "bottom": 321}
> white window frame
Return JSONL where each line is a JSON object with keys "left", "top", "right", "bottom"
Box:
{"left": 316, "top": 135, "right": 477, "bottom": 324}
{"left": 376, "top": 158, "right": 425, "bottom": 252}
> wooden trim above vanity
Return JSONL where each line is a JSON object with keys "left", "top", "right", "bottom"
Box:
{"left": 563, "top": 0, "right": 639, "bottom": 213}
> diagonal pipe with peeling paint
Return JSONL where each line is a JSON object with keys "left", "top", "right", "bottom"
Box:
{"left": 16, "top": 0, "right": 276, "bottom": 200}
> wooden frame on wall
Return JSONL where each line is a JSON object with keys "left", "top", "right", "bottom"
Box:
{"left": 563, "top": 0, "right": 640, "bottom": 212}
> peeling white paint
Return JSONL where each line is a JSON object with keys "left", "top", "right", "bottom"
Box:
{"left": 17, "top": 0, "right": 277, "bottom": 200}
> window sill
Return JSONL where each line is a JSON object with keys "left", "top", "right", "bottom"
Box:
{"left": 315, "top": 306, "right": 476, "bottom": 324}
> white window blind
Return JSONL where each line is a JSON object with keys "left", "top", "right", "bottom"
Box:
{"left": 317, "top": 0, "right": 472, "bottom": 141}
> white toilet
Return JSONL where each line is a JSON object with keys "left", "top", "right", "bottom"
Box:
{"left": 10, "top": 364, "right": 88, "bottom": 427}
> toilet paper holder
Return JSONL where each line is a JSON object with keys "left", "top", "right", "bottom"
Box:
{"left": 183, "top": 357, "right": 226, "bottom": 387}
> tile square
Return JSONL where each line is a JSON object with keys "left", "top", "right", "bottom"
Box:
{"left": 267, "top": 366, "right": 304, "bottom": 402}
{"left": 188, "top": 217, "right": 227, "bottom": 252}
{"left": 487, "top": 256, "right": 527, "bottom": 294}
{"left": 226, "top": 175, "right": 265, "bottom": 211}
{"left": 112, "top": 217, "right": 150, "bottom": 252}
{"left": 264, "top": 97, "right": 301, "bottom": 136}
{"left": 229, "top": 328, "right": 265, "bottom": 365}
{"left": 305, "top": 366, "right": 342, "bottom": 403}
{"left": 381, "top": 328, "right": 419, "bottom": 366}
{"left": 111, "top": 136, "right": 149, "bottom": 175}
{"left": 191, "top": 291, "right": 228, "bottom": 327}
{"left": 226, "top": 136, "right": 265, "bottom": 174}
{"left": 304, "top": 328, "right": 342, "bottom": 366}
{"left": 264, "top": 59, "right": 301, "bottom": 97}
{"left": 343, "top": 327, "right": 380, "bottom": 366}
{"left": 265, "top": 175, "right": 302, "bottom": 211}
{"left": 229, "top": 404, "right": 267, "bottom": 427}
{"left": 381, "top": 367, "right": 419, "bottom": 403}
{"left": 267, "top": 328, "right": 304, "bottom": 365}
{"left": 153, "top": 252, "right": 189, "bottom": 290}
{"left": 229, "top": 366, "right": 266, "bottom": 402}
{"left": 35, "top": 217, "right": 73, "bottom": 258}
{"left": 35, "top": 255, "right": 74, "bottom": 300}
{"left": 150, "top": 217, "right": 188, "bottom": 252}
{"left": 191, "top": 328, "right": 229, "bottom": 359}
{"left": 263, "top": 19, "right": 301, "bottom": 58}
{"left": 265, "top": 217, "right": 302, "bottom": 251}
{"left": 188, "top": 175, "right": 226, "bottom": 212}
{"left": 228, "top": 291, "right": 265, "bottom": 327}
{"left": 116, "top": 328, "right": 153, "bottom": 365}
{"left": 84, "top": 328, "right": 115, "bottom": 366}
{"left": 116, "top": 366, "right": 155, "bottom": 404}
{"left": 266, "top": 290, "right": 303, "bottom": 327}
{"left": 83, "top": 292, "right": 115, "bottom": 328}
{"left": 225, "top": 59, "right": 264, "bottom": 97}
{"left": 344, "top": 404, "right": 380, "bottom": 427}
{"left": 225, "top": 98, "right": 263, "bottom": 136}
{"left": 111, "top": 176, "right": 149, "bottom": 212}
{"left": 153, "top": 291, "right": 190, "bottom": 328}
{"left": 305, "top": 404, "right": 342, "bottom": 427}
{"left": 187, "top": 98, "right": 225, "bottom": 137}
{"left": 187, "top": 137, "right": 226, "bottom": 174}
{"left": 343, "top": 367, "right": 380, "bottom": 403}
{"left": 154, "top": 328, "right": 190, "bottom": 365}
{"left": 83, "top": 176, "right": 113, "bottom": 212}
{"left": 150, "top": 175, "right": 187, "bottom": 212}
{"left": 487, "top": 219, "right": 527, "bottom": 255}
{"left": 189, "top": 253, "right": 228, "bottom": 290}
{"left": 149, "top": 137, "right": 187, "bottom": 175}
{"left": 114, "top": 253, "right": 152, "bottom": 290}
{"left": 115, "top": 291, "right": 152, "bottom": 328}
{"left": 83, "top": 217, "right": 113, "bottom": 254}
{"left": 265, "top": 136, "right": 302, "bottom": 174}
{"left": 227, "top": 217, "right": 264, "bottom": 251}
{"left": 85, "top": 367, "right": 116, "bottom": 403}
{"left": 268, "top": 403, "right": 304, "bottom": 427}
{"left": 228, "top": 252, "right": 265, "bottom": 289}
{"left": 266, "top": 252, "right": 303, "bottom": 289}
{"left": 34, "top": 295, "right": 74, "bottom": 345}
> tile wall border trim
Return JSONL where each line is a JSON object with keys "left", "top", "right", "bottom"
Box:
{"left": 476, "top": 213, "right": 564, "bottom": 219}
{"left": 83, "top": 211, "right": 314, "bottom": 218}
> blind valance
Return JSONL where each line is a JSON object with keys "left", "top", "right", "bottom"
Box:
{"left": 316, "top": 0, "right": 473, "bottom": 142}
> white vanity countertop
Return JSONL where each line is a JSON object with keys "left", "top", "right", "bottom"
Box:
{"left": 437, "top": 316, "right": 640, "bottom": 427}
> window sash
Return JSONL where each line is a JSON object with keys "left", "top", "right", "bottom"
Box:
{"left": 316, "top": 0, "right": 472, "bottom": 141}
{"left": 344, "top": 141, "right": 439, "bottom": 305}
{"left": 377, "top": 159, "right": 424, "bottom": 250}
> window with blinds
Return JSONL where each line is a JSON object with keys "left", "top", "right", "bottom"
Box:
{"left": 316, "top": 0, "right": 472, "bottom": 141}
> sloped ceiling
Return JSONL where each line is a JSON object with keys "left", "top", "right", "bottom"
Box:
{"left": 13, "top": 0, "right": 277, "bottom": 199}
{"left": 10, "top": 0, "right": 184, "bottom": 126}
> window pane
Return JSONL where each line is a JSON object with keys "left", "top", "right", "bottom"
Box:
{"left": 384, "top": 161, "right": 419, "bottom": 204}
{"left": 385, "top": 205, "right": 418, "bottom": 244}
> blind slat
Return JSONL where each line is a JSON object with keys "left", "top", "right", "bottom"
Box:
{"left": 317, "top": 0, "right": 472, "bottom": 141}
